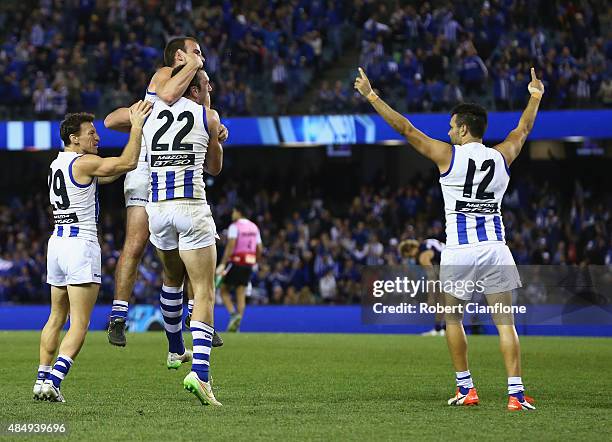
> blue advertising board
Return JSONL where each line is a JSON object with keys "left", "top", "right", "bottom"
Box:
{"left": 0, "top": 110, "right": 610, "bottom": 150}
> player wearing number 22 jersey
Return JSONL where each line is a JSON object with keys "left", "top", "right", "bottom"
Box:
{"left": 143, "top": 66, "right": 223, "bottom": 406}
{"left": 355, "top": 66, "right": 545, "bottom": 410}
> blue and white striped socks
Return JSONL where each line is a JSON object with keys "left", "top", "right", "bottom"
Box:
{"left": 48, "top": 355, "right": 73, "bottom": 387}
{"left": 110, "top": 300, "right": 129, "bottom": 320}
{"left": 190, "top": 321, "right": 214, "bottom": 382}
{"left": 188, "top": 300, "right": 194, "bottom": 317}
{"left": 456, "top": 370, "right": 474, "bottom": 395}
{"left": 160, "top": 285, "right": 185, "bottom": 355}
{"left": 37, "top": 365, "right": 51, "bottom": 381}
{"left": 508, "top": 376, "right": 525, "bottom": 400}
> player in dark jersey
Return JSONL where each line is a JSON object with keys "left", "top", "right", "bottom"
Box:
{"left": 399, "top": 238, "right": 446, "bottom": 335}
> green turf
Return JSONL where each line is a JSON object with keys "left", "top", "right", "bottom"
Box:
{"left": 1, "top": 332, "right": 611, "bottom": 441}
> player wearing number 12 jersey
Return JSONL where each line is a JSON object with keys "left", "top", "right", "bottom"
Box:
{"left": 355, "top": 66, "right": 545, "bottom": 411}
{"left": 34, "top": 102, "right": 151, "bottom": 402}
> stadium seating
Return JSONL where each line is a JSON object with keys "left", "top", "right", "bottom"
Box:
{"left": 0, "top": 0, "right": 609, "bottom": 120}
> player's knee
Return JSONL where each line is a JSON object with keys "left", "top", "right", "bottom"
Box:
{"left": 163, "top": 277, "right": 183, "bottom": 288}
{"left": 47, "top": 312, "right": 68, "bottom": 329}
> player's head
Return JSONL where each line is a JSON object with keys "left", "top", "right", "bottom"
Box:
{"left": 398, "top": 239, "right": 419, "bottom": 259}
{"left": 232, "top": 203, "right": 247, "bottom": 221}
{"left": 60, "top": 112, "right": 99, "bottom": 154}
{"left": 171, "top": 66, "right": 210, "bottom": 105}
{"left": 448, "top": 103, "right": 487, "bottom": 145}
{"left": 163, "top": 36, "right": 204, "bottom": 67}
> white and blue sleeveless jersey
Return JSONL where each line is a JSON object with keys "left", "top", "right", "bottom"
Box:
{"left": 143, "top": 96, "right": 209, "bottom": 202}
{"left": 440, "top": 142, "right": 509, "bottom": 247}
{"left": 48, "top": 151, "right": 99, "bottom": 241}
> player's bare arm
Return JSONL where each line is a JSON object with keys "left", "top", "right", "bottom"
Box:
{"left": 418, "top": 250, "right": 434, "bottom": 266}
{"left": 153, "top": 51, "right": 203, "bottom": 105}
{"left": 104, "top": 84, "right": 229, "bottom": 142}
{"left": 494, "top": 68, "right": 544, "bottom": 166}
{"left": 256, "top": 242, "right": 263, "bottom": 262}
{"left": 98, "top": 174, "right": 122, "bottom": 185}
{"left": 104, "top": 107, "right": 131, "bottom": 133}
{"left": 354, "top": 67, "right": 452, "bottom": 172}
{"left": 204, "top": 108, "right": 223, "bottom": 176}
{"left": 75, "top": 101, "right": 152, "bottom": 181}
{"left": 218, "top": 238, "right": 237, "bottom": 274}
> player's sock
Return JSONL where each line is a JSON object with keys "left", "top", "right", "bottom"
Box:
{"left": 160, "top": 285, "right": 185, "bottom": 355}
{"left": 190, "top": 320, "right": 213, "bottom": 382}
{"left": 110, "top": 300, "right": 129, "bottom": 321}
{"left": 37, "top": 365, "right": 51, "bottom": 381}
{"left": 187, "top": 300, "right": 194, "bottom": 317}
{"left": 47, "top": 355, "right": 73, "bottom": 387}
{"left": 435, "top": 322, "right": 442, "bottom": 332}
{"left": 508, "top": 376, "right": 525, "bottom": 401}
{"left": 456, "top": 370, "right": 474, "bottom": 395}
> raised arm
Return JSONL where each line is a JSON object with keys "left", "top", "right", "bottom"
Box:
{"left": 354, "top": 67, "right": 452, "bottom": 172}
{"left": 204, "top": 108, "right": 223, "bottom": 176}
{"left": 104, "top": 107, "right": 131, "bottom": 132}
{"left": 75, "top": 101, "right": 152, "bottom": 179}
{"left": 494, "top": 67, "right": 544, "bottom": 166}
{"left": 154, "top": 52, "right": 202, "bottom": 105}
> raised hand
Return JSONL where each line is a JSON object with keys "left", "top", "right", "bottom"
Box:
{"left": 175, "top": 49, "right": 188, "bottom": 66}
{"left": 185, "top": 51, "right": 204, "bottom": 69}
{"left": 527, "top": 67, "right": 545, "bottom": 98}
{"left": 128, "top": 100, "right": 153, "bottom": 129}
{"left": 354, "top": 67, "right": 373, "bottom": 97}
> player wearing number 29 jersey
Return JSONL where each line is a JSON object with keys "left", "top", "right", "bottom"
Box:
{"left": 37, "top": 104, "right": 151, "bottom": 403}
{"left": 47, "top": 151, "right": 100, "bottom": 285}
{"left": 355, "top": 66, "right": 544, "bottom": 411}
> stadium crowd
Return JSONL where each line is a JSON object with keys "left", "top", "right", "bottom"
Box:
{"left": 318, "top": 0, "right": 612, "bottom": 113}
{"left": 0, "top": 0, "right": 609, "bottom": 120}
{"left": 0, "top": 0, "right": 354, "bottom": 119}
{"left": 1, "top": 171, "right": 610, "bottom": 305}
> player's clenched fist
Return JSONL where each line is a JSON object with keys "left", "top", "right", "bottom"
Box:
{"left": 527, "top": 67, "right": 545, "bottom": 99}
{"left": 219, "top": 124, "right": 229, "bottom": 143}
{"left": 128, "top": 100, "right": 153, "bottom": 129}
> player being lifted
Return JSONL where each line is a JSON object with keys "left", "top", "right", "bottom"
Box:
{"left": 143, "top": 66, "right": 222, "bottom": 405}
{"left": 104, "top": 37, "right": 227, "bottom": 348}
{"left": 355, "top": 67, "right": 544, "bottom": 411}
{"left": 217, "top": 203, "right": 263, "bottom": 332}
{"left": 34, "top": 102, "right": 151, "bottom": 402}
{"left": 398, "top": 238, "right": 446, "bottom": 336}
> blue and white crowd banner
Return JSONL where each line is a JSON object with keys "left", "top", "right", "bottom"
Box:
{"left": 0, "top": 110, "right": 611, "bottom": 150}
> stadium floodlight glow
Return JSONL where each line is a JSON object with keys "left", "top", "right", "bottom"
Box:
{"left": 563, "top": 136, "right": 585, "bottom": 142}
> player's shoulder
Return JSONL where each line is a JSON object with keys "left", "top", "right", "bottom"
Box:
{"left": 205, "top": 107, "right": 220, "bottom": 121}
{"left": 148, "top": 66, "right": 173, "bottom": 92}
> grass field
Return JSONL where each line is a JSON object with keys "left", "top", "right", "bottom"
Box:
{"left": 1, "top": 331, "right": 611, "bottom": 441}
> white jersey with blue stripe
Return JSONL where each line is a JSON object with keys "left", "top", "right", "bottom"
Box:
{"left": 440, "top": 142, "right": 509, "bottom": 247}
{"left": 143, "top": 96, "right": 209, "bottom": 202}
{"left": 48, "top": 151, "right": 99, "bottom": 241}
